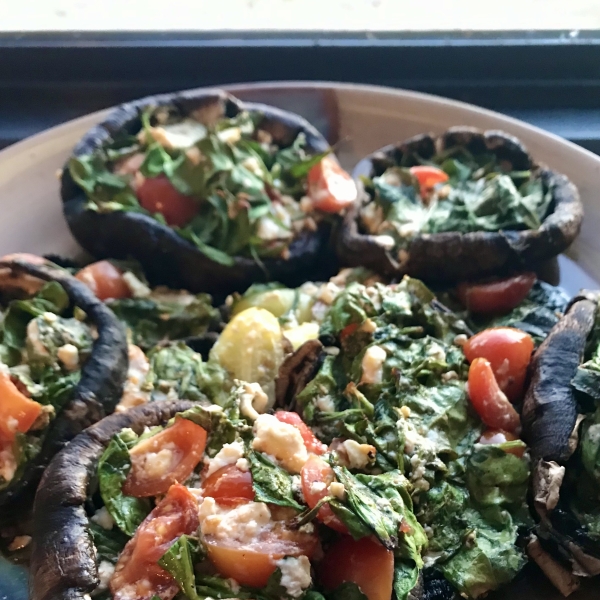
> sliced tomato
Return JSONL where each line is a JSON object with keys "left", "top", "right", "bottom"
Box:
{"left": 468, "top": 358, "right": 521, "bottom": 433}
{"left": 75, "top": 260, "right": 132, "bottom": 301}
{"left": 205, "top": 522, "right": 319, "bottom": 588}
{"left": 136, "top": 175, "right": 198, "bottom": 227}
{"left": 457, "top": 273, "right": 536, "bottom": 315}
{"left": 318, "top": 536, "right": 394, "bottom": 600}
{"left": 307, "top": 156, "right": 357, "bottom": 214}
{"left": 0, "top": 371, "right": 42, "bottom": 442}
{"left": 202, "top": 464, "right": 254, "bottom": 506}
{"left": 478, "top": 428, "right": 525, "bottom": 458}
{"left": 110, "top": 484, "right": 199, "bottom": 600}
{"left": 409, "top": 165, "right": 449, "bottom": 197}
{"left": 301, "top": 455, "right": 348, "bottom": 534}
{"left": 123, "top": 418, "right": 207, "bottom": 498}
{"left": 340, "top": 322, "right": 359, "bottom": 343}
{"left": 274, "top": 411, "right": 326, "bottom": 455}
{"left": 463, "top": 327, "right": 534, "bottom": 402}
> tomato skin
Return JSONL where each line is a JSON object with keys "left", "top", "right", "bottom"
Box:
{"left": 457, "top": 273, "right": 536, "bottom": 315}
{"left": 123, "top": 418, "right": 207, "bottom": 498}
{"left": 307, "top": 156, "right": 357, "bottom": 214}
{"left": 468, "top": 358, "right": 521, "bottom": 433}
{"left": 202, "top": 464, "right": 254, "bottom": 506}
{"left": 340, "top": 322, "right": 359, "bottom": 343}
{"left": 318, "top": 536, "right": 394, "bottom": 600}
{"left": 76, "top": 261, "right": 132, "bottom": 301}
{"left": 0, "top": 371, "right": 42, "bottom": 442}
{"left": 274, "top": 411, "right": 326, "bottom": 455}
{"left": 301, "top": 455, "right": 348, "bottom": 534}
{"left": 409, "top": 165, "right": 449, "bottom": 196}
{"left": 464, "top": 327, "right": 534, "bottom": 402}
{"left": 478, "top": 429, "right": 525, "bottom": 458}
{"left": 110, "top": 484, "right": 199, "bottom": 600}
{"left": 137, "top": 175, "right": 199, "bottom": 227}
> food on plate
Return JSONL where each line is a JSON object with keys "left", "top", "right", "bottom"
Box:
{"left": 523, "top": 292, "right": 600, "bottom": 595}
{"left": 0, "top": 255, "right": 128, "bottom": 511}
{"left": 338, "top": 127, "right": 582, "bottom": 283}
{"left": 61, "top": 90, "right": 356, "bottom": 296}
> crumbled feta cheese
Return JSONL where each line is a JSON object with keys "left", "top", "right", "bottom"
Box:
{"left": 217, "top": 127, "right": 242, "bottom": 144}
{"left": 0, "top": 443, "right": 17, "bottom": 484}
{"left": 227, "top": 579, "right": 241, "bottom": 594}
{"left": 97, "top": 560, "right": 115, "bottom": 592}
{"left": 342, "top": 439, "right": 376, "bottom": 469}
{"left": 252, "top": 414, "right": 308, "bottom": 473}
{"left": 360, "top": 318, "right": 377, "bottom": 333}
{"left": 145, "top": 120, "right": 207, "bottom": 149}
{"left": 239, "top": 382, "right": 269, "bottom": 422}
{"left": 373, "top": 235, "right": 395, "bottom": 251}
{"left": 136, "top": 443, "right": 180, "bottom": 480}
{"left": 398, "top": 222, "right": 420, "bottom": 238}
{"left": 43, "top": 311, "right": 58, "bottom": 324}
{"left": 256, "top": 215, "right": 293, "bottom": 242}
{"left": 205, "top": 440, "right": 245, "bottom": 478}
{"left": 360, "top": 345, "right": 387, "bottom": 384}
{"left": 441, "top": 370, "right": 459, "bottom": 382}
{"left": 199, "top": 498, "right": 272, "bottom": 544}
{"left": 315, "top": 395, "right": 336, "bottom": 413}
{"left": 399, "top": 406, "right": 411, "bottom": 419}
{"left": 116, "top": 345, "right": 151, "bottom": 413}
{"left": 427, "top": 343, "right": 446, "bottom": 362}
{"left": 57, "top": 343, "right": 80, "bottom": 372}
{"left": 328, "top": 482, "right": 346, "bottom": 500}
{"left": 236, "top": 458, "right": 250, "bottom": 472}
{"left": 275, "top": 556, "right": 312, "bottom": 598}
{"left": 310, "top": 481, "right": 327, "bottom": 494}
{"left": 91, "top": 506, "right": 115, "bottom": 530}
{"left": 453, "top": 334, "right": 468, "bottom": 347}
{"left": 317, "top": 282, "right": 341, "bottom": 305}
{"left": 122, "top": 271, "right": 152, "bottom": 298}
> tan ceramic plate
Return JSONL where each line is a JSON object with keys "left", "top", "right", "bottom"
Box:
{"left": 0, "top": 81, "right": 597, "bottom": 599}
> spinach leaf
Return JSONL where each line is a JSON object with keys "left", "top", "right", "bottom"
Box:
{"left": 393, "top": 562, "right": 420, "bottom": 600}
{"left": 195, "top": 574, "right": 251, "bottom": 599}
{"left": 327, "top": 581, "right": 368, "bottom": 600}
{"left": 89, "top": 522, "right": 129, "bottom": 563}
{"left": 98, "top": 429, "right": 150, "bottom": 535}
{"left": 158, "top": 535, "right": 204, "bottom": 600}
{"left": 248, "top": 450, "right": 303, "bottom": 510}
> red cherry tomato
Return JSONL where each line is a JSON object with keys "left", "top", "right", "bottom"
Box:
{"left": 110, "top": 484, "right": 199, "bottom": 600}
{"left": 301, "top": 455, "right": 348, "bottom": 534}
{"left": 339, "top": 322, "right": 359, "bottom": 343}
{"left": 468, "top": 358, "right": 521, "bottom": 433}
{"left": 123, "top": 418, "right": 207, "bottom": 498}
{"left": 307, "top": 156, "right": 357, "bottom": 214}
{"left": 274, "top": 411, "right": 326, "bottom": 455}
{"left": 464, "top": 327, "right": 534, "bottom": 402}
{"left": 457, "top": 273, "right": 536, "bottom": 315}
{"left": 75, "top": 261, "right": 132, "bottom": 301}
{"left": 409, "top": 165, "right": 449, "bottom": 197}
{"left": 0, "top": 371, "right": 42, "bottom": 442}
{"left": 478, "top": 429, "right": 525, "bottom": 458}
{"left": 136, "top": 175, "right": 199, "bottom": 227}
{"left": 202, "top": 464, "right": 254, "bottom": 506}
{"left": 318, "top": 536, "right": 394, "bottom": 600}
{"left": 205, "top": 522, "right": 319, "bottom": 588}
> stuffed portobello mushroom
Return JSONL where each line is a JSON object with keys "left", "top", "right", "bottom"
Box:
{"left": 62, "top": 89, "right": 357, "bottom": 297}
{"left": 0, "top": 255, "right": 128, "bottom": 512}
{"left": 522, "top": 293, "right": 600, "bottom": 595}
{"left": 340, "top": 127, "right": 582, "bottom": 283}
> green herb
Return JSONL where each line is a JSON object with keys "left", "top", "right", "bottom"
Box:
{"left": 89, "top": 522, "right": 129, "bottom": 563}
{"left": 327, "top": 581, "right": 368, "bottom": 600}
{"left": 158, "top": 535, "right": 204, "bottom": 600}
{"left": 393, "top": 562, "right": 420, "bottom": 600}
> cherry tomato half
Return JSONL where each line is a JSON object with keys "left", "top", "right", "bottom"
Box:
{"left": 409, "top": 165, "right": 449, "bottom": 197}
{"left": 274, "top": 411, "right": 326, "bottom": 455}
{"left": 136, "top": 175, "right": 199, "bottom": 227}
{"left": 307, "top": 156, "right": 357, "bottom": 214}
{"left": 318, "top": 536, "right": 394, "bottom": 600}
{"left": 0, "top": 371, "right": 42, "bottom": 442}
{"left": 110, "top": 484, "right": 199, "bottom": 600}
{"left": 301, "top": 455, "right": 348, "bottom": 534}
{"left": 478, "top": 429, "right": 525, "bottom": 458}
{"left": 75, "top": 261, "right": 132, "bottom": 301}
{"left": 123, "top": 418, "right": 207, "bottom": 498}
{"left": 468, "top": 358, "right": 521, "bottom": 433}
{"left": 457, "top": 273, "right": 536, "bottom": 315}
{"left": 464, "top": 327, "right": 534, "bottom": 402}
{"left": 202, "top": 464, "right": 254, "bottom": 506}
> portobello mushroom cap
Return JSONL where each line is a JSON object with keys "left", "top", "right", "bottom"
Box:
{"left": 61, "top": 89, "right": 336, "bottom": 297}
{"left": 340, "top": 127, "right": 583, "bottom": 283}
{"left": 30, "top": 400, "right": 195, "bottom": 600}
{"left": 0, "top": 258, "right": 128, "bottom": 512}
{"left": 523, "top": 294, "right": 600, "bottom": 580}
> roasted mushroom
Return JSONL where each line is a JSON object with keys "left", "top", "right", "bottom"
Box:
{"left": 61, "top": 89, "right": 352, "bottom": 298}
{"left": 30, "top": 399, "right": 195, "bottom": 600}
{"left": 523, "top": 293, "right": 600, "bottom": 592}
{"left": 0, "top": 256, "right": 128, "bottom": 512}
{"left": 340, "top": 127, "right": 582, "bottom": 283}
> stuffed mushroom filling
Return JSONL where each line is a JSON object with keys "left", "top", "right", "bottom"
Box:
{"left": 69, "top": 106, "right": 356, "bottom": 266}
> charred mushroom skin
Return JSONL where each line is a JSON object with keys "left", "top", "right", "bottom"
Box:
{"left": 0, "top": 258, "right": 128, "bottom": 510}
{"left": 30, "top": 400, "right": 195, "bottom": 600}
{"left": 342, "top": 127, "right": 583, "bottom": 283}
{"left": 61, "top": 89, "right": 335, "bottom": 297}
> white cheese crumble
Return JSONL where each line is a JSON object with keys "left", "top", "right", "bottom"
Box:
{"left": 315, "top": 395, "right": 336, "bottom": 413}
{"left": 97, "top": 560, "right": 115, "bottom": 592}
{"left": 328, "top": 481, "right": 346, "bottom": 500}
{"left": 342, "top": 439, "right": 376, "bottom": 469}
{"left": 122, "top": 271, "right": 152, "bottom": 298}
{"left": 57, "top": 343, "right": 80, "bottom": 372}
{"left": 135, "top": 442, "right": 180, "bottom": 480}
{"left": 360, "top": 345, "right": 387, "bottom": 384}
{"left": 427, "top": 342, "right": 446, "bottom": 362}
{"left": 91, "top": 506, "right": 115, "bottom": 530}
{"left": 236, "top": 458, "right": 250, "bottom": 472}
{"left": 116, "top": 345, "right": 151, "bottom": 413}
{"left": 239, "top": 381, "right": 269, "bottom": 422}
{"left": 310, "top": 481, "right": 327, "bottom": 494}
{"left": 373, "top": 235, "right": 396, "bottom": 251}
{"left": 205, "top": 440, "right": 246, "bottom": 478}
{"left": 252, "top": 413, "right": 308, "bottom": 474}
{"left": 275, "top": 556, "right": 312, "bottom": 598}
